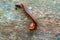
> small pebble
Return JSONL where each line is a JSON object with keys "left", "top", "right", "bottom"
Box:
{"left": 53, "top": 0, "right": 57, "bottom": 4}
{"left": 28, "top": 7, "right": 32, "bottom": 10}
{"left": 24, "top": 17, "right": 28, "bottom": 20}
{"left": 39, "top": 15, "right": 42, "bottom": 17}
{"left": 15, "top": 26, "right": 19, "bottom": 28}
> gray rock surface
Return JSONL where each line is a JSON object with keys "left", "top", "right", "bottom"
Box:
{"left": 0, "top": 0, "right": 60, "bottom": 40}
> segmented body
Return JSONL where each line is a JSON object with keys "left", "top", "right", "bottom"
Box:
{"left": 15, "top": 3, "right": 37, "bottom": 31}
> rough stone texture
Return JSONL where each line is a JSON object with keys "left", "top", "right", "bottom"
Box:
{"left": 0, "top": 0, "right": 60, "bottom": 40}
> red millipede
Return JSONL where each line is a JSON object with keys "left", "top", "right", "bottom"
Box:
{"left": 15, "top": 3, "right": 37, "bottom": 31}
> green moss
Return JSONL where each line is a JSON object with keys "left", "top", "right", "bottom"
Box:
{"left": 0, "top": 11, "right": 4, "bottom": 16}
{"left": 42, "top": 1, "right": 48, "bottom": 5}
{"left": 55, "top": 34, "right": 60, "bottom": 40}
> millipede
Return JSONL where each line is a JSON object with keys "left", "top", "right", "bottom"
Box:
{"left": 15, "top": 3, "right": 37, "bottom": 31}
